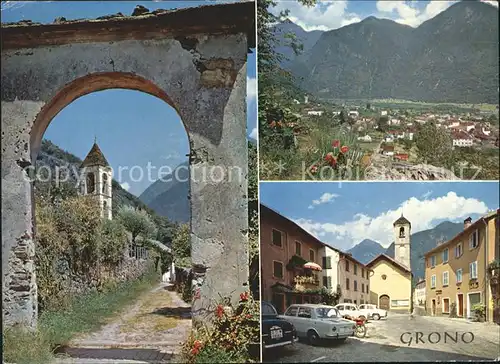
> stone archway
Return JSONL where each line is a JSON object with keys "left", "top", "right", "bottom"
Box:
{"left": 1, "top": 1, "right": 255, "bottom": 329}
{"left": 379, "top": 294, "right": 390, "bottom": 310}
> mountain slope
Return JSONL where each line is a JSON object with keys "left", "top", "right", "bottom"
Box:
{"left": 286, "top": 1, "right": 498, "bottom": 103}
{"left": 138, "top": 161, "right": 190, "bottom": 223}
{"left": 347, "top": 239, "right": 386, "bottom": 264}
{"left": 273, "top": 19, "right": 323, "bottom": 68}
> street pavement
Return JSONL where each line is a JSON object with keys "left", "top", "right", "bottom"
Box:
{"left": 263, "top": 313, "right": 500, "bottom": 363}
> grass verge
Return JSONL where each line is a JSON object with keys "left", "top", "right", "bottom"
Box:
{"left": 3, "top": 269, "right": 159, "bottom": 364}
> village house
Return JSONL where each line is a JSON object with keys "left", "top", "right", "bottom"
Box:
{"left": 380, "top": 110, "right": 388, "bottom": 116}
{"left": 260, "top": 204, "right": 372, "bottom": 313}
{"left": 460, "top": 121, "right": 476, "bottom": 132}
{"left": 389, "top": 118, "right": 401, "bottom": 125}
{"left": 452, "top": 130, "right": 474, "bottom": 147}
{"left": 394, "top": 153, "right": 409, "bottom": 162}
{"left": 348, "top": 110, "right": 359, "bottom": 118}
{"left": 307, "top": 110, "right": 324, "bottom": 116}
{"left": 384, "top": 134, "right": 395, "bottom": 143}
{"left": 366, "top": 215, "right": 413, "bottom": 312}
{"left": 424, "top": 211, "right": 499, "bottom": 323}
{"left": 337, "top": 253, "right": 371, "bottom": 305}
{"left": 414, "top": 278, "right": 426, "bottom": 307}
{"left": 357, "top": 135, "right": 372, "bottom": 142}
{"left": 381, "top": 144, "right": 395, "bottom": 156}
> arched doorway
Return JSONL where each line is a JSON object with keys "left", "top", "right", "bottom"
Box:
{"left": 2, "top": 2, "right": 253, "bottom": 328}
{"left": 379, "top": 294, "right": 390, "bottom": 310}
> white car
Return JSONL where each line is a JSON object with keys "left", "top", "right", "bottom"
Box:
{"left": 359, "top": 304, "right": 387, "bottom": 320}
{"left": 278, "top": 304, "right": 356, "bottom": 346}
{"left": 334, "top": 303, "right": 365, "bottom": 320}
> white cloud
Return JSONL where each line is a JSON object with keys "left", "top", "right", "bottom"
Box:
{"left": 295, "top": 192, "right": 491, "bottom": 250}
{"left": 272, "top": 0, "right": 362, "bottom": 31}
{"left": 120, "top": 182, "right": 131, "bottom": 191}
{"left": 249, "top": 127, "right": 257, "bottom": 140}
{"left": 308, "top": 192, "right": 340, "bottom": 209}
{"left": 376, "top": 1, "right": 457, "bottom": 27}
{"left": 247, "top": 76, "right": 256, "bottom": 102}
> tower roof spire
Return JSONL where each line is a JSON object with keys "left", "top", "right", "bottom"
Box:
{"left": 81, "top": 139, "right": 110, "bottom": 168}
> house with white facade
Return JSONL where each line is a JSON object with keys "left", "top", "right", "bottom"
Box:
{"left": 414, "top": 279, "right": 426, "bottom": 307}
{"left": 307, "top": 110, "right": 323, "bottom": 116}
{"left": 357, "top": 135, "right": 373, "bottom": 142}
{"left": 381, "top": 110, "right": 388, "bottom": 116}
{"left": 389, "top": 118, "right": 401, "bottom": 125}
{"left": 348, "top": 110, "right": 359, "bottom": 118}
{"left": 452, "top": 130, "right": 473, "bottom": 147}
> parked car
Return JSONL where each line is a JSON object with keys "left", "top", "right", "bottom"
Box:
{"left": 334, "top": 303, "right": 365, "bottom": 319}
{"left": 261, "top": 301, "right": 298, "bottom": 350}
{"left": 359, "top": 303, "right": 388, "bottom": 320}
{"left": 278, "top": 304, "right": 356, "bottom": 346}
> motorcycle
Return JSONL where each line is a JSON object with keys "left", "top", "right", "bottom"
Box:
{"left": 343, "top": 315, "right": 367, "bottom": 338}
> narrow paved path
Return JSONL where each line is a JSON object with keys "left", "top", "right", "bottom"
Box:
{"left": 53, "top": 283, "right": 191, "bottom": 363}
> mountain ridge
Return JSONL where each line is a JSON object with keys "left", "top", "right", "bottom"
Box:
{"left": 276, "top": 1, "right": 498, "bottom": 103}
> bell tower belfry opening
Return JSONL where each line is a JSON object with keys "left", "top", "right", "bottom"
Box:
{"left": 80, "top": 139, "right": 113, "bottom": 220}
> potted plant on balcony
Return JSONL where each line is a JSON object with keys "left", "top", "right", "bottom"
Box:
{"left": 487, "top": 259, "right": 500, "bottom": 280}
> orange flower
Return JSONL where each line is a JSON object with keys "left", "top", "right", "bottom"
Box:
{"left": 340, "top": 145, "right": 349, "bottom": 153}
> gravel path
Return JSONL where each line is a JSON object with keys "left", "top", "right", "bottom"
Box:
{"left": 54, "top": 283, "right": 191, "bottom": 363}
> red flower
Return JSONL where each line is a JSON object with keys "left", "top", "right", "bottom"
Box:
{"left": 240, "top": 292, "right": 249, "bottom": 301}
{"left": 191, "top": 347, "right": 199, "bottom": 355}
{"left": 270, "top": 121, "right": 276, "bottom": 127}
{"left": 216, "top": 304, "right": 224, "bottom": 318}
{"left": 310, "top": 165, "right": 318, "bottom": 174}
{"left": 246, "top": 314, "right": 252, "bottom": 319}
{"left": 191, "top": 340, "right": 203, "bottom": 356}
{"left": 340, "top": 145, "right": 349, "bottom": 154}
{"left": 329, "top": 157, "right": 337, "bottom": 167}
{"left": 332, "top": 140, "right": 340, "bottom": 148}
{"left": 324, "top": 152, "right": 335, "bottom": 163}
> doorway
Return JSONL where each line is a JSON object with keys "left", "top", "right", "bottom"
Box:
{"left": 379, "top": 295, "right": 390, "bottom": 310}
{"left": 431, "top": 299, "right": 436, "bottom": 316}
{"left": 272, "top": 293, "right": 286, "bottom": 314}
{"left": 467, "top": 292, "right": 481, "bottom": 319}
{"left": 457, "top": 294, "right": 464, "bottom": 317}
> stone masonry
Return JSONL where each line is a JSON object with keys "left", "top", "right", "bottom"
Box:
{"left": 1, "top": 2, "right": 255, "bottom": 329}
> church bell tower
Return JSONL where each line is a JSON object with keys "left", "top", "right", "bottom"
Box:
{"left": 80, "top": 138, "right": 112, "bottom": 220}
{"left": 393, "top": 213, "right": 411, "bottom": 270}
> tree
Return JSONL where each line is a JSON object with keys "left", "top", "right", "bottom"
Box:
{"left": 171, "top": 223, "right": 191, "bottom": 268}
{"left": 116, "top": 206, "right": 157, "bottom": 244}
{"left": 415, "top": 123, "right": 453, "bottom": 168}
{"left": 377, "top": 116, "right": 389, "bottom": 132}
{"left": 100, "top": 219, "right": 128, "bottom": 265}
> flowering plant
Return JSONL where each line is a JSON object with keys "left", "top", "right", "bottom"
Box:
{"left": 308, "top": 136, "right": 365, "bottom": 179}
{"left": 181, "top": 291, "right": 260, "bottom": 363}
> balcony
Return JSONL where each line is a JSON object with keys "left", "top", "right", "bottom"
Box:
{"left": 293, "top": 275, "right": 320, "bottom": 291}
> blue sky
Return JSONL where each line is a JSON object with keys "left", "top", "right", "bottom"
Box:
{"left": 1, "top": 1, "right": 256, "bottom": 196}
{"left": 272, "top": 0, "right": 498, "bottom": 31}
{"left": 260, "top": 182, "right": 500, "bottom": 251}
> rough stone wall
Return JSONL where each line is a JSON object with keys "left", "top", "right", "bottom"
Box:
{"left": 2, "top": 33, "right": 249, "bottom": 328}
